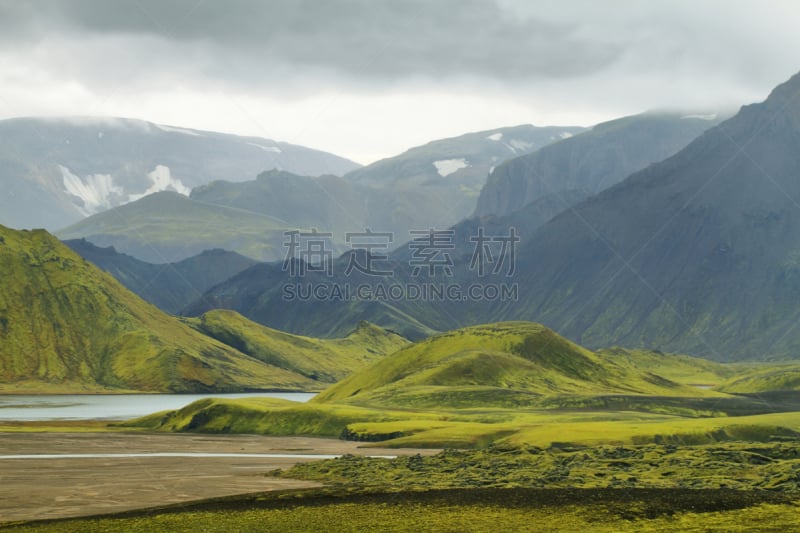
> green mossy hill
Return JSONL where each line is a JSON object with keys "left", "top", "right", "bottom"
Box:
{"left": 0, "top": 225, "right": 316, "bottom": 393}
{"left": 312, "top": 322, "right": 717, "bottom": 408}
{"left": 716, "top": 363, "right": 800, "bottom": 393}
{"left": 121, "top": 396, "right": 409, "bottom": 436}
{"left": 185, "top": 310, "right": 409, "bottom": 383}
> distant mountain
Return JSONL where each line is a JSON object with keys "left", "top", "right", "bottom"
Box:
{"left": 0, "top": 116, "right": 360, "bottom": 230}
{"left": 63, "top": 239, "right": 258, "bottom": 314}
{"left": 66, "top": 159, "right": 591, "bottom": 264}
{"left": 345, "top": 124, "right": 586, "bottom": 230}
{"left": 56, "top": 190, "right": 296, "bottom": 263}
{"left": 347, "top": 124, "right": 585, "bottom": 188}
{"left": 0, "top": 224, "right": 316, "bottom": 393}
{"left": 191, "top": 170, "right": 368, "bottom": 240}
{"left": 474, "top": 112, "right": 727, "bottom": 217}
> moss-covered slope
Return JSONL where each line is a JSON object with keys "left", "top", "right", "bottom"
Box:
{"left": 312, "top": 322, "right": 715, "bottom": 408}
{"left": 185, "top": 310, "right": 409, "bottom": 383}
{"left": 0, "top": 225, "right": 317, "bottom": 393}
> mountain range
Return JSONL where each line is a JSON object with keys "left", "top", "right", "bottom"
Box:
{"left": 55, "top": 116, "right": 718, "bottom": 264}
{"left": 55, "top": 125, "right": 587, "bottom": 262}
{"left": 0, "top": 117, "right": 360, "bottom": 230}
{"left": 183, "top": 70, "right": 800, "bottom": 362}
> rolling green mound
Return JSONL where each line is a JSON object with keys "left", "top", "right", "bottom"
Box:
{"left": 312, "top": 322, "right": 717, "bottom": 408}
{"left": 185, "top": 310, "right": 409, "bottom": 383}
{"left": 0, "top": 225, "right": 319, "bottom": 393}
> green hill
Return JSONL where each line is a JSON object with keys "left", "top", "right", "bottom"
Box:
{"left": 716, "top": 363, "right": 800, "bottom": 393}
{"left": 185, "top": 310, "right": 409, "bottom": 383}
{"left": 56, "top": 191, "right": 294, "bottom": 263}
{"left": 312, "top": 322, "right": 713, "bottom": 408}
{"left": 0, "top": 224, "right": 320, "bottom": 393}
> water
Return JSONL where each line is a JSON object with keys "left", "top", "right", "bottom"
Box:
{"left": 0, "top": 393, "right": 316, "bottom": 421}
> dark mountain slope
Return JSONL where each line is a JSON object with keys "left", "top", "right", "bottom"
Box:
{"left": 474, "top": 112, "right": 726, "bottom": 217}
{"left": 63, "top": 239, "right": 257, "bottom": 314}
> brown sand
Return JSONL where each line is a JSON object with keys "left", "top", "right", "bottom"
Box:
{"left": 0, "top": 433, "right": 437, "bottom": 523}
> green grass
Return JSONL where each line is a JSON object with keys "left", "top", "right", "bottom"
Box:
{"left": 717, "top": 363, "right": 800, "bottom": 393}
{"left": 5, "top": 486, "right": 799, "bottom": 532}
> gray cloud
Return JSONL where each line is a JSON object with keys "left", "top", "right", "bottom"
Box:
{"left": 0, "top": 0, "right": 798, "bottom": 163}
{"left": 1, "top": 0, "right": 623, "bottom": 81}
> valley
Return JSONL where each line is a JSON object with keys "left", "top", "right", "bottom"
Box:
{"left": 2, "top": 32, "right": 800, "bottom": 530}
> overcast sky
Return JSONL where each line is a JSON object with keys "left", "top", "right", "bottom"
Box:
{"left": 0, "top": 0, "right": 798, "bottom": 164}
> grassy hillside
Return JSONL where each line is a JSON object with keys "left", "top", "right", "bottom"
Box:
{"left": 185, "top": 310, "right": 409, "bottom": 383}
{"left": 716, "top": 363, "right": 800, "bottom": 393}
{"left": 126, "top": 321, "right": 800, "bottom": 448}
{"left": 312, "top": 322, "right": 716, "bottom": 408}
{"left": 0, "top": 225, "right": 319, "bottom": 393}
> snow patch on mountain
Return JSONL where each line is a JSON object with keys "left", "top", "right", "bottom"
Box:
{"left": 486, "top": 132, "right": 503, "bottom": 141}
{"left": 433, "top": 158, "right": 468, "bottom": 177}
{"left": 507, "top": 139, "right": 534, "bottom": 152}
{"left": 60, "top": 165, "right": 123, "bottom": 216}
{"left": 247, "top": 142, "right": 282, "bottom": 153}
{"left": 128, "top": 165, "right": 191, "bottom": 202}
{"left": 559, "top": 132, "right": 574, "bottom": 139}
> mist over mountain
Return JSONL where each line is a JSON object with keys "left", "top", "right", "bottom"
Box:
{"left": 0, "top": 116, "right": 360, "bottom": 230}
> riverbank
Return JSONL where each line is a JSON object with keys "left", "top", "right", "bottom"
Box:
{"left": 0, "top": 433, "right": 438, "bottom": 522}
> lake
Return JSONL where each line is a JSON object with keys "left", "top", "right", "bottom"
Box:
{"left": 0, "top": 392, "right": 316, "bottom": 421}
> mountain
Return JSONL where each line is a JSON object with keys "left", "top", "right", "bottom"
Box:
{"left": 186, "top": 71, "right": 800, "bottom": 362}
{"left": 185, "top": 310, "right": 409, "bottom": 383}
{"left": 482, "top": 70, "right": 800, "bottom": 360}
{"left": 63, "top": 239, "right": 258, "bottom": 314}
{"left": 190, "top": 170, "right": 368, "bottom": 241}
{"left": 312, "top": 322, "right": 708, "bottom": 408}
{"left": 474, "top": 112, "right": 727, "bottom": 217}
{"left": 56, "top": 190, "right": 297, "bottom": 263}
{"left": 347, "top": 125, "right": 585, "bottom": 189}
{"left": 344, "top": 124, "right": 586, "bottom": 231}
{"left": 0, "top": 116, "right": 360, "bottom": 230}
{"left": 0, "top": 224, "right": 322, "bottom": 393}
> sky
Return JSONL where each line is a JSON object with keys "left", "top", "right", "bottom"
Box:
{"left": 0, "top": 0, "right": 799, "bottom": 165}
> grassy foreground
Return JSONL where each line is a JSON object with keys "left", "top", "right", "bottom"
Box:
{"left": 5, "top": 485, "right": 799, "bottom": 532}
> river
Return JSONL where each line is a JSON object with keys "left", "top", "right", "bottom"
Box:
{"left": 0, "top": 392, "right": 315, "bottom": 421}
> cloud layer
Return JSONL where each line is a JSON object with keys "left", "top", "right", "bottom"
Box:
{"left": 0, "top": 0, "right": 798, "bottom": 162}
